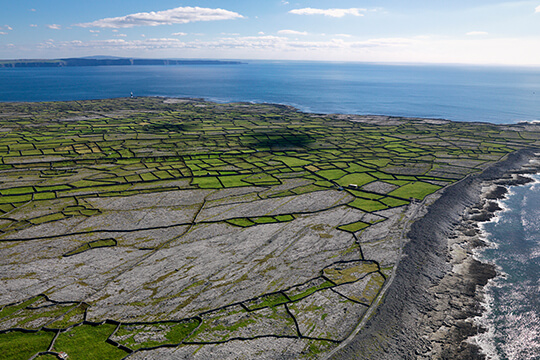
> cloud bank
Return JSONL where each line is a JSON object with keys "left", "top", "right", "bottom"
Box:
{"left": 278, "top": 30, "right": 308, "bottom": 36}
{"left": 32, "top": 34, "right": 540, "bottom": 66}
{"left": 76, "top": 6, "right": 243, "bottom": 28}
{"left": 289, "top": 8, "right": 366, "bottom": 18}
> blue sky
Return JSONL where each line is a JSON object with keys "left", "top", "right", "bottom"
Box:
{"left": 1, "top": 1, "right": 540, "bottom": 65}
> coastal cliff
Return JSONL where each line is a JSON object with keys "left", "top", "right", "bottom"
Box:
{"left": 0, "top": 58, "right": 243, "bottom": 68}
{"left": 330, "top": 148, "right": 539, "bottom": 360}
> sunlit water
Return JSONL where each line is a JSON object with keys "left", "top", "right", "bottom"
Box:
{"left": 473, "top": 176, "right": 540, "bottom": 360}
{"left": 1, "top": 61, "right": 540, "bottom": 123}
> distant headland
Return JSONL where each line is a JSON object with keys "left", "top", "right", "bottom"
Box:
{"left": 0, "top": 56, "right": 243, "bottom": 68}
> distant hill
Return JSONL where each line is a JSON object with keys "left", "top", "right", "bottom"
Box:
{"left": 0, "top": 57, "right": 244, "bottom": 68}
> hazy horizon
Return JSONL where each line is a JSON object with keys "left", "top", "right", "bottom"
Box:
{"left": 2, "top": 1, "right": 540, "bottom": 66}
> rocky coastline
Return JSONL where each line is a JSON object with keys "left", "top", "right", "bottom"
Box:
{"left": 329, "top": 148, "right": 540, "bottom": 360}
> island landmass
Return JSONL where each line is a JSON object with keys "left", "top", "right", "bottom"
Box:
{"left": 0, "top": 97, "right": 539, "bottom": 359}
{"left": 0, "top": 57, "right": 243, "bottom": 68}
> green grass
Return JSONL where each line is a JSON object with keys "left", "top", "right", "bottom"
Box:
{"left": 0, "top": 330, "right": 55, "bottom": 360}
{"left": 337, "top": 221, "right": 370, "bottom": 233}
{"left": 0, "top": 194, "right": 32, "bottom": 204}
{"left": 347, "top": 198, "right": 388, "bottom": 212}
{"left": 388, "top": 181, "right": 442, "bottom": 200}
{"left": 252, "top": 216, "right": 278, "bottom": 224}
{"left": 48, "top": 303, "right": 88, "bottom": 329}
{"left": 313, "top": 180, "right": 334, "bottom": 187}
{"left": 165, "top": 320, "right": 200, "bottom": 343}
{"left": 0, "top": 203, "right": 15, "bottom": 213}
{"left": 0, "top": 296, "right": 43, "bottom": 319}
{"left": 70, "top": 180, "right": 109, "bottom": 188}
{"left": 226, "top": 218, "right": 255, "bottom": 227}
{"left": 114, "top": 320, "right": 199, "bottom": 350}
{"left": 323, "top": 262, "right": 380, "bottom": 285}
{"left": 368, "top": 171, "right": 395, "bottom": 180}
{"left": 380, "top": 197, "right": 410, "bottom": 207}
{"left": 274, "top": 156, "right": 311, "bottom": 167}
{"left": 290, "top": 184, "right": 324, "bottom": 195}
{"left": 245, "top": 293, "right": 289, "bottom": 310}
{"left": 64, "top": 239, "right": 117, "bottom": 257}
{"left": 384, "top": 180, "right": 411, "bottom": 186}
{"left": 274, "top": 214, "right": 295, "bottom": 222}
{"left": 191, "top": 176, "right": 222, "bottom": 189}
{"left": 140, "top": 172, "right": 158, "bottom": 181}
{"left": 316, "top": 169, "right": 347, "bottom": 180}
{"left": 0, "top": 187, "right": 34, "bottom": 195}
{"left": 33, "top": 192, "right": 57, "bottom": 200}
{"left": 344, "top": 163, "right": 372, "bottom": 173}
{"left": 285, "top": 280, "right": 334, "bottom": 302}
{"left": 336, "top": 173, "right": 377, "bottom": 188}
{"left": 30, "top": 212, "right": 66, "bottom": 225}
{"left": 242, "top": 173, "right": 280, "bottom": 185}
{"left": 346, "top": 189, "right": 384, "bottom": 200}
{"left": 14, "top": 304, "right": 77, "bottom": 330}
{"left": 54, "top": 323, "right": 128, "bottom": 360}
{"left": 218, "top": 174, "right": 249, "bottom": 188}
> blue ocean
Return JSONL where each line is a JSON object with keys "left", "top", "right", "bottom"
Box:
{"left": 1, "top": 61, "right": 540, "bottom": 124}
{"left": 474, "top": 176, "right": 540, "bottom": 360}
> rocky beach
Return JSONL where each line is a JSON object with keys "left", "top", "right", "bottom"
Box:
{"left": 329, "top": 149, "right": 540, "bottom": 360}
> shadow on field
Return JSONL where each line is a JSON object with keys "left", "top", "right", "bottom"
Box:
{"left": 142, "top": 122, "right": 199, "bottom": 132}
{"left": 249, "top": 130, "right": 315, "bottom": 149}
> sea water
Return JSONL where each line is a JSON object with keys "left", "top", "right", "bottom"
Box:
{"left": 473, "top": 176, "right": 540, "bottom": 360}
{"left": 1, "top": 61, "right": 540, "bottom": 124}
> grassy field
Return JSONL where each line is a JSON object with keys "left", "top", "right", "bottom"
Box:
{"left": 0, "top": 97, "right": 539, "bottom": 358}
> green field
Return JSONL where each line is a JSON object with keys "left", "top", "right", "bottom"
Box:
{"left": 0, "top": 97, "right": 538, "bottom": 359}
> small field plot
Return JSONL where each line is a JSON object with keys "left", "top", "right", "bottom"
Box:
{"left": 53, "top": 323, "right": 128, "bottom": 360}
{"left": 0, "top": 330, "right": 55, "bottom": 360}
{"left": 388, "top": 181, "right": 441, "bottom": 200}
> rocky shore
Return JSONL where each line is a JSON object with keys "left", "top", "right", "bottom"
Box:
{"left": 329, "top": 148, "right": 540, "bottom": 360}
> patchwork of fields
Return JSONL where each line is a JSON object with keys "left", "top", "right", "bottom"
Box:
{"left": 1, "top": 98, "right": 538, "bottom": 359}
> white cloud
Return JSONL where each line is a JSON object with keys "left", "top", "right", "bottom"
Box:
{"left": 171, "top": 32, "right": 187, "bottom": 36}
{"left": 47, "top": 24, "right": 61, "bottom": 30}
{"left": 33, "top": 34, "right": 540, "bottom": 66}
{"left": 334, "top": 34, "right": 352, "bottom": 38}
{"left": 36, "top": 35, "right": 405, "bottom": 53}
{"left": 278, "top": 30, "right": 308, "bottom": 36}
{"left": 89, "top": 30, "right": 100, "bottom": 33}
{"left": 536, "top": 5, "right": 540, "bottom": 12}
{"left": 289, "top": 8, "right": 366, "bottom": 18}
{"left": 30, "top": 24, "right": 38, "bottom": 27}
{"left": 30, "top": 8, "right": 36, "bottom": 12}
{"left": 258, "top": 31, "right": 265, "bottom": 35}
{"left": 5, "top": 25, "right": 13, "bottom": 31}
{"left": 114, "top": 34, "right": 127, "bottom": 37}
{"left": 0, "top": 32, "right": 7, "bottom": 35}
{"left": 76, "top": 6, "right": 243, "bottom": 28}
{"left": 467, "top": 31, "right": 489, "bottom": 36}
